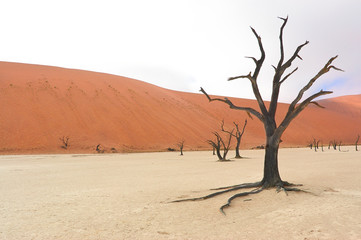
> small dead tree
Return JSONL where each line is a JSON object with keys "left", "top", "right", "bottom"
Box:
{"left": 173, "top": 16, "right": 342, "bottom": 214}
{"left": 221, "top": 119, "right": 247, "bottom": 158}
{"left": 338, "top": 141, "right": 342, "bottom": 151}
{"left": 308, "top": 140, "right": 313, "bottom": 149}
{"left": 330, "top": 140, "right": 337, "bottom": 150}
{"left": 96, "top": 144, "right": 105, "bottom": 153}
{"left": 59, "top": 136, "right": 70, "bottom": 149}
{"left": 177, "top": 140, "right": 185, "bottom": 156}
{"left": 313, "top": 138, "right": 317, "bottom": 152}
{"left": 356, "top": 135, "right": 360, "bottom": 151}
{"left": 207, "top": 131, "right": 233, "bottom": 161}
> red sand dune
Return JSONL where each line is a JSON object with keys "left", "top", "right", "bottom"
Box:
{"left": 1, "top": 62, "right": 360, "bottom": 154}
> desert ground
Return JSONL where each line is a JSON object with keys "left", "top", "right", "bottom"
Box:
{"left": 1, "top": 147, "right": 361, "bottom": 240}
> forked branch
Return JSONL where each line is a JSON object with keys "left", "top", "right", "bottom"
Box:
{"left": 287, "top": 55, "right": 343, "bottom": 115}
{"left": 200, "top": 87, "right": 263, "bottom": 122}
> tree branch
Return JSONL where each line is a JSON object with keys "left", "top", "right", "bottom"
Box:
{"left": 238, "top": 119, "right": 247, "bottom": 137}
{"left": 228, "top": 72, "right": 253, "bottom": 82}
{"left": 276, "top": 16, "right": 288, "bottom": 69}
{"left": 221, "top": 120, "right": 236, "bottom": 137}
{"left": 200, "top": 87, "right": 264, "bottom": 122}
{"left": 287, "top": 55, "right": 342, "bottom": 114}
{"left": 280, "top": 67, "right": 298, "bottom": 84}
{"left": 269, "top": 17, "right": 305, "bottom": 119}
{"left": 277, "top": 90, "right": 333, "bottom": 137}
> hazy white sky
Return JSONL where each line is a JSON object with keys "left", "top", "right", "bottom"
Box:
{"left": 1, "top": 0, "right": 360, "bottom": 102}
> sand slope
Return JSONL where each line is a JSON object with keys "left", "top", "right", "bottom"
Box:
{"left": 1, "top": 62, "right": 360, "bottom": 153}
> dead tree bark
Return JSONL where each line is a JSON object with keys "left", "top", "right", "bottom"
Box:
{"left": 177, "top": 140, "right": 185, "bottom": 156}
{"left": 174, "top": 16, "right": 342, "bottom": 214}
{"left": 221, "top": 119, "right": 247, "bottom": 158}
{"left": 356, "top": 135, "right": 360, "bottom": 151}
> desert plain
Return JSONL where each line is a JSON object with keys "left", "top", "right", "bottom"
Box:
{"left": 1, "top": 147, "right": 361, "bottom": 240}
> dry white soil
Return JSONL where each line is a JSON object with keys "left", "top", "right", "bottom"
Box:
{"left": 1, "top": 147, "right": 361, "bottom": 239}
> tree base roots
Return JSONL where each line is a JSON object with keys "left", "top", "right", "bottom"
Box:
{"left": 171, "top": 180, "right": 307, "bottom": 215}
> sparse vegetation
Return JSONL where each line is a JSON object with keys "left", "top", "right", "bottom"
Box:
{"left": 221, "top": 119, "right": 247, "bottom": 158}
{"left": 177, "top": 140, "right": 185, "bottom": 156}
{"left": 207, "top": 130, "right": 233, "bottom": 161}
{"left": 96, "top": 144, "right": 105, "bottom": 153}
{"left": 59, "top": 136, "right": 70, "bottom": 149}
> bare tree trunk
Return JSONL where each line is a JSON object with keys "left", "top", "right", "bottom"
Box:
{"left": 235, "top": 140, "right": 241, "bottom": 158}
{"left": 215, "top": 147, "right": 223, "bottom": 160}
{"left": 234, "top": 120, "right": 247, "bottom": 158}
{"left": 262, "top": 137, "right": 282, "bottom": 188}
{"left": 313, "top": 138, "right": 317, "bottom": 152}
{"left": 177, "top": 140, "right": 185, "bottom": 156}
{"left": 356, "top": 135, "right": 360, "bottom": 151}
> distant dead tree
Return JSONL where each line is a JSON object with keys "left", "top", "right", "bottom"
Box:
{"left": 338, "top": 141, "right": 342, "bottom": 151}
{"left": 221, "top": 119, "right": 247, "bottom": 158}
{"left": 312, "top": 138, "right": 320, "bottom": 152}
{"left": 173, "top": 16, "right": 342, "bottom": 214}
{"left": 207, "top": 131, "right": 234, "bottom": 161}
{"left": 177, "top": 140, "right": 185, "bottom": 156}
{"left": 329, "top": 140, "right": 337, "bottom": 150}
{"left": 356, "top": 135, "right": 360, "bottom": 151}
{"left": 96, "top": 144, "right": 105, "bottom": 153}
{"left": 59, "top": 136, "right": 70, "bottom": 149}
{"left": 313, "top": 138, "right": 317, "bottom": 152}
{"left": 308, "top": 140, "right": 313, "bottom": 149}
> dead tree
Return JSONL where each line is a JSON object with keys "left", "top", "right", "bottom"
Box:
{"left": 313, "top": 138, "right": 317, "bottom": 152}
{"left": 221, "top": 119, "right": 247, "bottom": 158}
{"left": 207, "top": 131, "right": 233, "bottom": 161}
{"left": 338, "top": 141, "right": 342, "bottom": 151}
{"left": 356, "top": 135, "right": 360, "bottom": 151}
{"left": 59, "top": 136, "right": 70, "bottom": 149}
{"left": 330, "top": 140, "right": 338, "bottom": 150}
{"left": 96, "top": 144, "right": 105, "bottom": 153}
{"left": 173, "top": 16, "right": 342, "bottom": 214}
{"left": 177, "top": 140, "right": 185, "bottom": 156}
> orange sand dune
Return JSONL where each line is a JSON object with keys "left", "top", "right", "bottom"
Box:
{"left": 1, "top": 62, "right": 360, "bottom": 154}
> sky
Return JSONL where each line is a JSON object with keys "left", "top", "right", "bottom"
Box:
{"left": 0, "top": 0, "right": 360, "bottom": 103}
